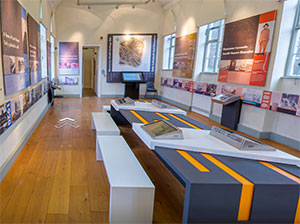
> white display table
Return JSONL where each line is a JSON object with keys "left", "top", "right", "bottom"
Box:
{"left": 132, "top": 123, "right": 300, "bottom": 167}
{"left": 97, "top": 135, "right": 155, "bottom": 224}
{"left": 111, "top": 99, "right": 187, "bottom": 115}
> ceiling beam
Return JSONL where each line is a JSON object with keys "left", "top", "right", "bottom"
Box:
{"left": 77, "top": 0, "right": 152, "bottom": 6}
{"left": 162, "top": 0, "right": 181, "bottom": 10}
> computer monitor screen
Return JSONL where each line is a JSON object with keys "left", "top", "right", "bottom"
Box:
{"left": 122, "top": 72, "right": 143, "bottom": 81}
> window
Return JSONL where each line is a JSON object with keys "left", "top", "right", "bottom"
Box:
{"left": 40, "top": 0, "right": 43, "bottom": 20}
{"left": 50, "top": 35, "right": 55, "bottom": 81}
{"left": 50, "top": 14, "right": 53, "bottom": 33}
{"left": 40, "top": 23, "right": 47, "bottom": 78}
{"left": 202, "top": 19, "right": 225, "bottom": 73}
{"left": 286, "top": 0, "right": 300, "bottom": 76}
{"left": 162, "top": 33, "right": 176, "bottom": 70}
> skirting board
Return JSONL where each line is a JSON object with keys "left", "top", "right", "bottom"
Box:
{"left": 237, "top": 124, "right": 300, "bottom": 151}
{"left": 191, "top": 106, "right": 210, "bottom": 117}
{"left": 157, "top": 96, "right": 191, "bottom": 111}
{"left": 55, "top": 94, "right": 80, "bottom": 98}
{"left": 100, "top": 94, "right": 157, "bottom": 98}
{"left": 100, "top": 94, "right": 124, "bottom": 98}
{"left": 209, "top": 114, "right": 221, "bottom": 123}
{"left": 0, "top": 98, "right": 51, "bottom": 183}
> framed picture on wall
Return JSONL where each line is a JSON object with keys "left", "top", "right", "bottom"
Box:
{"left": 107, "top": 33, "right": 158, "bottom": 83}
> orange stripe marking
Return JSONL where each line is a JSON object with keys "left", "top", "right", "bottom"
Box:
{"left": 130, "top": 110, "right": 148, "bottom": 124}
{"left": 177, "top": 150, "right": 210, "bottom": 172}
{"left": 201, "top": 153, "right": 254, "bottom": 221}
{"left": 168, "top": 113, "right": 201, "bottom": 129}
{"left": 155, "top": 112, "right": 170, "bottom": 120}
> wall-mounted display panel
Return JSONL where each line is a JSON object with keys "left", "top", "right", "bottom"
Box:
{"left": 172, "top": 33, "right": 197, "bottom": 78}
{"left": 58, "top": 76, "right": 79, "bottom": 85}
{"left": 161, "top": 76, "right": 300, "bottom": 118}
{"left": 0, "top": 0, "right": 30, "bottom": 96}
{"left": 0, "top": 82, "right": 46, "bottom": 137}
{"left": 27, "top": 14, "right": 41, "bottom": 85}
{"left": 218, "top": 10, "right": 277, "bottom": 86}
{"left": 58, "top": 42, "right": 79, "bottom": 76}
{"left": 107, "top": 33, "right": 157, "bottom": 83}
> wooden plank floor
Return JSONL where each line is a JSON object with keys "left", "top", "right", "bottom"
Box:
{"left": 0, "top": 97, "right": 299, "bottom": 224}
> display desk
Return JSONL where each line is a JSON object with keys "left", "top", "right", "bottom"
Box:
{"left": 114, "top": 108, "right": 300, "bottom": 223}
{"left": 110, "top": 99, "right": 186, "bottom": 115}
{"left": 115, "top": 109, "right": 209, "bottom": 129}
{"left": 155, "top": 147, "right": 300, "bottom": 223}
{"left": 132, "top": 124, "right": 300, "bottom": 166}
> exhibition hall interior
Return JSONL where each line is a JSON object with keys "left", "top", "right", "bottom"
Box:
{"left": 0, "top": 0, "right": 300, "bottom": 223}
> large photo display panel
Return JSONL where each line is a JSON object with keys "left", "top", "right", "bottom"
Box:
{"left": 0, "top": 0, "right": 30, "bottom": 96}
{"left": 172, "top": 33, "right": 197, "bottom": 79}
{"left": 58, "top": 42, "right": 79, "bottom": 76}
{"left": 27, "top": 14, "right": 41, "bottom": 85}
{"left": 218, "top": 10, "right": 277, "bottom": 86}
{"left": 107, "top": 33, "right": 157, "bottom": 83}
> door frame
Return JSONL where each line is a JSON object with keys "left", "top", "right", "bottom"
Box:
{"left": 81, "top": 45, "right": 101, "bottom": 97}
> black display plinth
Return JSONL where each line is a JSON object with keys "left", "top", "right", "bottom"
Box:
{"left": 124, "top": 82, "right": 145, "bottom": 99}
{"left": 220, "top": 99, "right": 242, "bottom": 130}
{"left": 110, "top": 106, "right": 130, "bottom": 125}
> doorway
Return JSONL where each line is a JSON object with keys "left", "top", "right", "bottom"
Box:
{"left": 82, "top": 47, "right": 97, "bottom": 97}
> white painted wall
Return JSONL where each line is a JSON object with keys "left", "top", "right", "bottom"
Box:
{"left": 55, "top": 0, "right": 164, "bottom": 97}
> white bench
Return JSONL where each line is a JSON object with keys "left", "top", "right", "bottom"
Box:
{"left": 91, "top": 112, "right": 120, "bottom": 160}
{"left": 97, "top": 135, "right": 155, "bottom": 224}
{"left": 102, "top": 105, "right": 111, "bottom": 113}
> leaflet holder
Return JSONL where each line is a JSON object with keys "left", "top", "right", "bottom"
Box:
{"left": 211, "top": 94, "right": 242, "bottom": 130}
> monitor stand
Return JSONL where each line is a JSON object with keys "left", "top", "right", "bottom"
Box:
{"left": 124, "top": 82, "right": 140, "bottom": 99}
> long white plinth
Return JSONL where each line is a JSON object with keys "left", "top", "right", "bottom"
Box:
{"left": 133, "top": 123, "right": 300, "bottom": 167}
{"left": 111, "top": 100, "right": 187, "bottom": 115}
{"left": 91, "top": 112, "right": 120, "bottom": 136}
{"left": 97, "top": 135, "right": 155, "bottom": 224}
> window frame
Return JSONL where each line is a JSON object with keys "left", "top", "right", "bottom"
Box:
{"left": 202, "top": 19, "right": 225, "bottom": 74}
{"left": 285, "top": 0, "right": 300, "bottom": 77}
{"left": 162, "top": 33, "right": 176, "bottom": 70}
{"left": 40, "top": 22, "right": 48, "bottom": 79}
{"left": 50, "top": 35, "right": 55, "bottom": 81}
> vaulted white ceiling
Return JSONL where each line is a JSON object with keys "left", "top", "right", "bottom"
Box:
{"left": 47, "top": 0, "right": 179, "bottom": 10}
